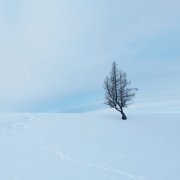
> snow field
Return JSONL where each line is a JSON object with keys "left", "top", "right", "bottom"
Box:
{"left": 0, "top": 110, "right": 180, "bottom": 180}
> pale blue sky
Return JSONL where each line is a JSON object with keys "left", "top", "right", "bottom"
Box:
{"left": 0, "top": 0, "right": 180, "bottom": 112}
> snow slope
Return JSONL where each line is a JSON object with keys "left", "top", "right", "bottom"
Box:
{"left": 0, "top": 110, "right": 180, "bottom": 180}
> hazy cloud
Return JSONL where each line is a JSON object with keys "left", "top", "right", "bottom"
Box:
{"left": 0, "top": 0, "right": 180, "bottom": 111}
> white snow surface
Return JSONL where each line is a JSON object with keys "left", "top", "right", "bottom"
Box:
{"left": 0, "top": 109, "right": 180, "bottom": 180}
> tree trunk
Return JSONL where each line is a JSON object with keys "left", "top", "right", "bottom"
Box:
{"left": 121, "top": 110, "right": 127, "bottom": 120}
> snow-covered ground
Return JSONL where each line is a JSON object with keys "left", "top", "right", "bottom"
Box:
{"left": 0, "top": 109, "right": 180, "bottom": 180}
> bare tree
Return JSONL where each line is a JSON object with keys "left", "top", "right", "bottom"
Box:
{"left": 104, "top": 62, "right": 137, "bottom": 120}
